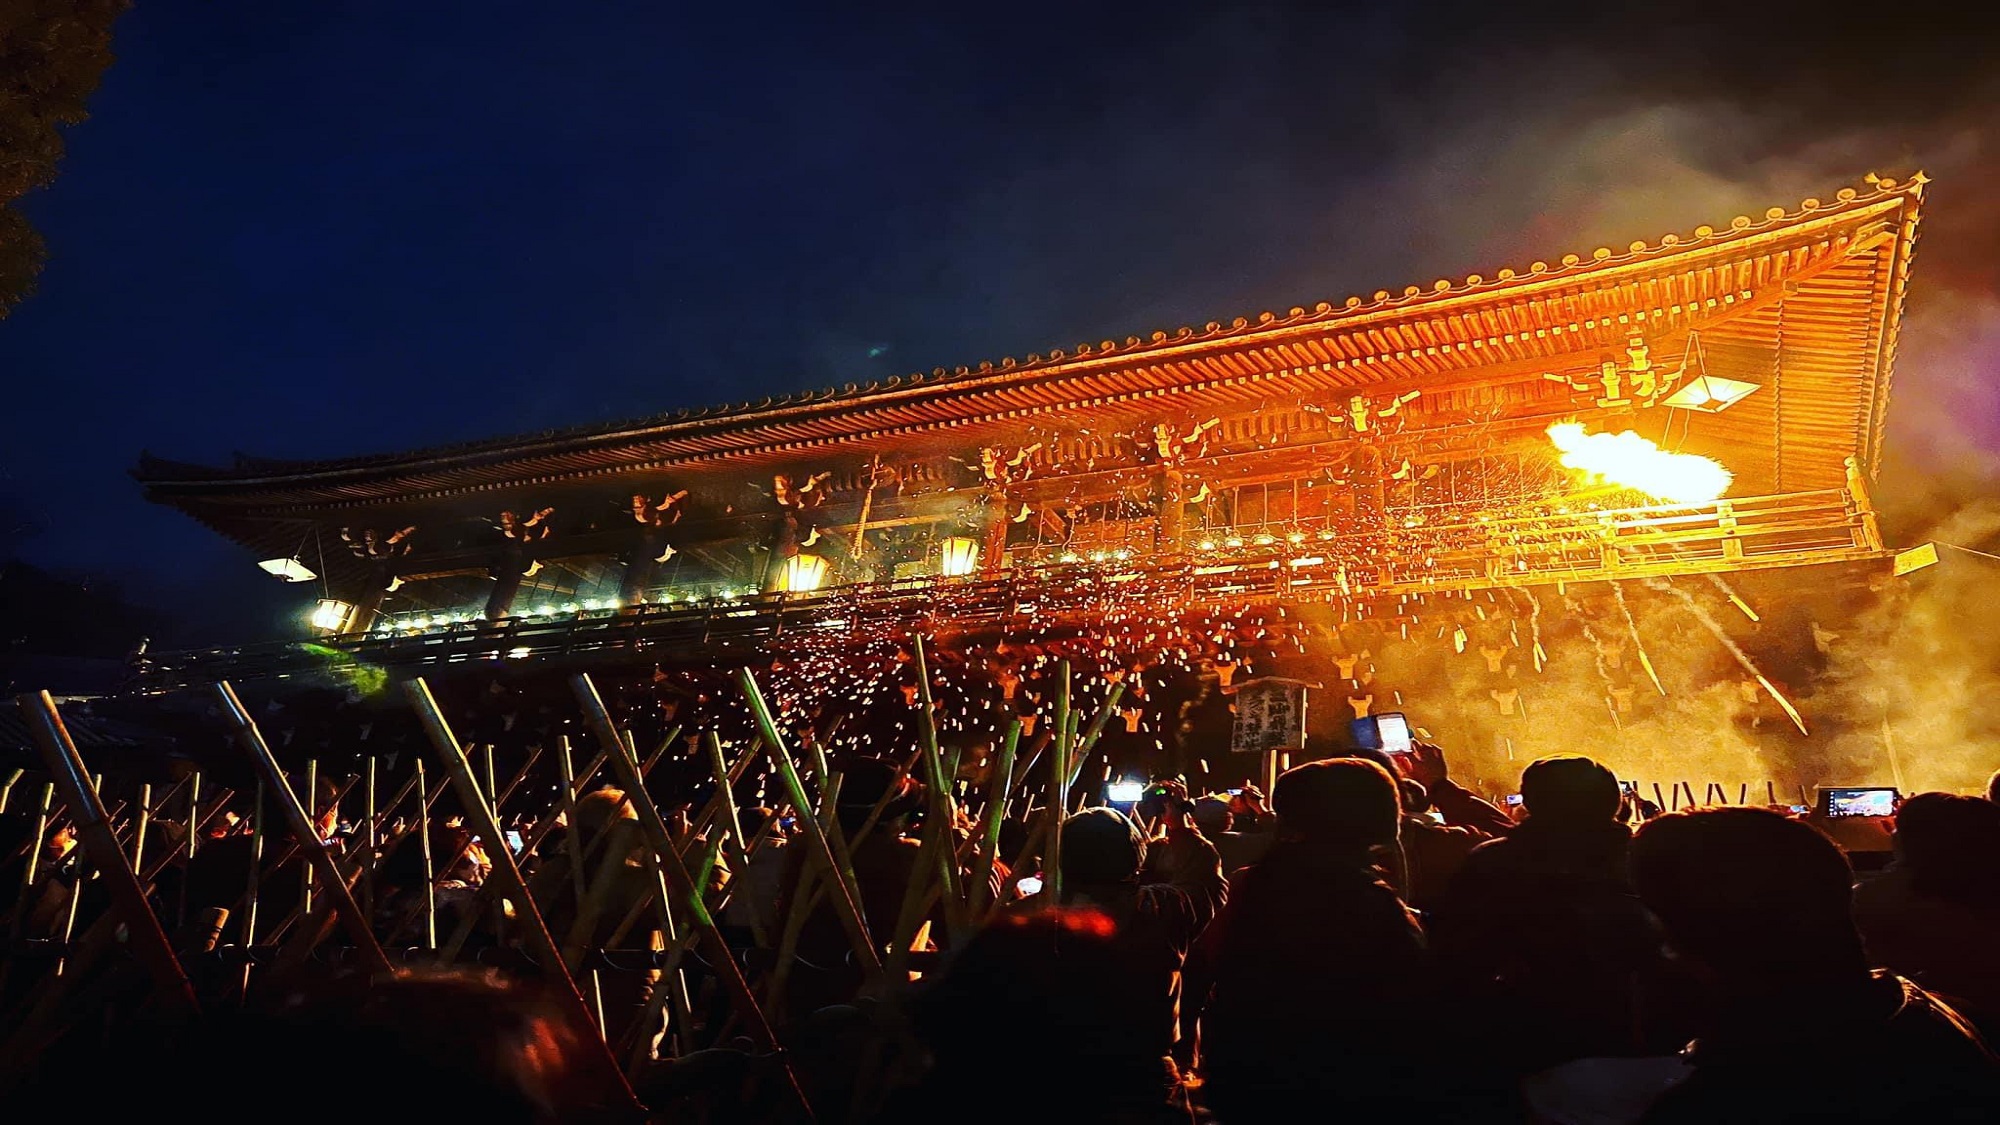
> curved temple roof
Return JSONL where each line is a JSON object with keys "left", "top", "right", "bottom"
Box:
{"left": 137, "top": 173, "right": 1924, "bottom": 548}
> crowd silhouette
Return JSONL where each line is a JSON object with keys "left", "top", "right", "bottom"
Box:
{"left": 3, "top": 685, "right": 1997, "bottom": 1124}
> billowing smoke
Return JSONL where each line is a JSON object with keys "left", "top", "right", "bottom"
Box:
{"left": 1808, "top": 291, "right": 2000, "bottom": 796}
{"left": 1144, "top": 61, "right": 2000, "bottom": 798}
{"left": 1325, "top": 114, "right": 2000, "bottom": 797}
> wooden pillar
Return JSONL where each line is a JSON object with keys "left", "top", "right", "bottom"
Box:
{"left": 1351, "top": 446, "right": 1387, "bottom": 528}
{"left": 1156, "top": 467, "right": 1188, "bottom": 556}
{"left": 981, "top": 486, "right": 1011, "bottom": 572}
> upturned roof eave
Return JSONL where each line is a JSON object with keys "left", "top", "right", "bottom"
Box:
{"left": 134, "top": 176, "right": 1923, "bottom": 501}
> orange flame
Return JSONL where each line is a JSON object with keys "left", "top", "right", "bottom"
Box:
{"left": 1546, "top": 422, "right": 1732, "bottom": 504}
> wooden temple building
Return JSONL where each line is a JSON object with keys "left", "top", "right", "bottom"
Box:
{"left": 0, "top": 175, "right": 1940, "bottom": 1107}
{"left": 132, "top": 175, "right": 1925, "bottom": 729}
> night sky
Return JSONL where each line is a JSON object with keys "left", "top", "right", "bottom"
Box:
{"left": 4, "top": 2, "right": 1999, "bottom": 646}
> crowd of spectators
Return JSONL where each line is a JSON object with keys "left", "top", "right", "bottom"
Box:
{"left": 3, "top": 726, "right": 1998, "bottom": 1123}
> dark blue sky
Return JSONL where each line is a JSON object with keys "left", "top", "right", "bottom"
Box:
{"left": 4, "top": 2, "right": 1998, "bottom": 643}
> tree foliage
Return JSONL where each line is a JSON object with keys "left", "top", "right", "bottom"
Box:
{"left": 0, "top": 0, "right": 128, "bottom": 317}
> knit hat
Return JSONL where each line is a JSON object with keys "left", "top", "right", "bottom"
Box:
{"left": 1272, "top": 758, "right": 1401, "bottom": 851}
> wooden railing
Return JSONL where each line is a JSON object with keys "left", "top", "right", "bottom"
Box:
{"left": 134, "top": 487, "right": 1890, "bottom": 690}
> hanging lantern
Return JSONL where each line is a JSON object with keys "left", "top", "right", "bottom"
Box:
{"left": 1661, "top": 373, "right": 1761, "bottom": 413}
{"left": 259, "top": 557, "right": 317, "bottom": 582}
{"left": 939, "top": 536, "right": 981, "bottom": 577}
{"left": 309, "top": 598, "right": 355, "bottom": 633}
{"left": 781, "top": 553, "right": 830, "bottom": 593}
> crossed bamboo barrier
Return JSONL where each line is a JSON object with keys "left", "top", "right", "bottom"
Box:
{"left": 0, "top": 649, "right": 1136, "bottom": 1117}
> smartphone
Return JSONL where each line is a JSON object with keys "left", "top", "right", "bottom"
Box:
{"left": 1819, "top": 787, "right": 1898, "bottom": 818}
{"left": 503, "top": 829, "right": 525, "bottom": 854}
{"left": 1226, "top": 787, "right": 1244, "bottom": 797}
{"left": 1106, "top": 779, "right": 1147, "bottom": 804}
{"left": 779, "top": 814, "right": 798, "bottom": 832}
{"left": 1350, "top": 712, "right": 1413, "bottom": 756}
{"left": 1504, "top": 794, "right": 1524, "bottom": 807}
{"left": 1016, "top": 874, "right": 1045, "bottom": 897}
{"left": 1619, "top": 781, "right": 1639, "bottom": 798}
{"left": 1788, "top": 804, "right": 1811, "bottom": 816}
{"left": 1376, "top": 713, "right": 1413, "bottom": 756}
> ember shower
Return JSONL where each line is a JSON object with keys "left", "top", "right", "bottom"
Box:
{"left": 132, "top": 175, "right": 1948, "bottom": 796}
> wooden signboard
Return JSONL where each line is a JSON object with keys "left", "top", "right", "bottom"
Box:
{"left": 1228, "top": 676, "right": 1315, "bottom": 755}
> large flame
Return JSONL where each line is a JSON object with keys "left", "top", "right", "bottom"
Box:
{"left": 1546, "top": 422, "right": 1732, "bottom": 504}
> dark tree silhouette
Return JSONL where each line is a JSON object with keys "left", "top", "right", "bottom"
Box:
{"left": 0, "top": 1, "right": 129, "bottom": 316}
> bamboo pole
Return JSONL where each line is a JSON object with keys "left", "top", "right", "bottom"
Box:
{"left": 734, "top": 669, "right": 880, "bottom": 977}
{"left": 130, "top": 782, "right": 153, "bottom": 869}
{"left": 706, "top": 732, "right": 746, "bottom": 868}
{"left": 969, "top": 720, "right": 1021, "bottom": 917}
{"left": 568, "top": 673, "right": 811, "bottom": 1121}
{"left": 792, "top": 743, "right": 864, "bottom": 940}
{"left": 148, "top": 789, "right": 234, "bottom": 885}
{"left": 242, "top": 780, "right": 265, "bottom": 955}
{"left": 184, "top": 772, "right": 202, "bottom": 861}
{"left": 13, "top": 692, "right": 196, "bottom": 1013}
{"left": 9, "top": 782, "right": 54, "bottom": 944}
{"left": 176, "top": 771, "right": 201, "bottom": 929}
{"left": 612, "top": 841, "right": 749, "bottom": 1075}
{"left": 300, "top": 759, "right": 318, "bottom": 919}
{"left": 362, "top": 758, "right": 378, "bottom": 922}
{"left": 764, "top": 775, "right": 845, "bottom": 1013}
{"left": 1006, "top": 730, "right": 1051, "bottom": 819}
{"left": 783, "top": 743, "right": 917, "bottom": 907}
{"left": 783, "top": 745, "right": 923, "bottom": 984}
{"left": 645, "top": 848, "right": 698, "bottom": 1061}
{"left": 557, "top": 736, "right": 590, "bottom": 913}
{"left": 4, "top": 782, "right": 227, "bottom": 1054}
{"left": 214, "top": 683, "right": 391, "bottom": 974}
{"left": 0, "top": 796, "right": 219, "bottom": 1024}
{"left": 344, "top": 771, "right": 442, "bottom": 948}
{"left": 401, "top": 753, "right": 540, "bottom": 948}
{"left": 416, "top": 761, "right": 436, "bottom": 949}
{"left": 560, "top": 820, "right": 636, "bottom": 972}
{"left": 911, "top": 638, "right": 966, "bottom": 940}
{"left": 1047, "top": 660, "right": 1072, "bottom": 904}
{"left": 246, "top": 774, "right": 363, "bottom": 945}
{"left": 1066, "top": 682, "right": 1126, "bottom": 797}
{"left": 404, "top": 678, "right": 644, "bottom": 1115}
{"left": 478, "top": 741, "right": 674, "bottom": 960}
{"left": 433, "top": 747, "right": 547, "bottom": 962}
{"left": 642, "top": 729, "right": 677, "bottom": 778}
{"left": 882, "top": 827, "right": 935, "bottom": 980}
{"left": 989, "top": 818, "right": 1049, "bottom": 923}
{"left": 51, "top": 842, "right": 85, "bottom": 978}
